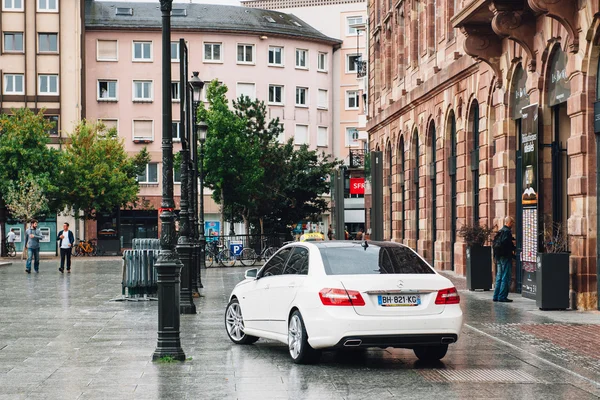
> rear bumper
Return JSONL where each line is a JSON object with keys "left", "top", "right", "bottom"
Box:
{"left": 334, "top": 333, "right": 458, "bottom": 349}
{"left": 304, "top": 304, "right": 463, "bottom": 349}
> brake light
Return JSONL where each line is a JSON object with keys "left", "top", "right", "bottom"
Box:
{"left": 319, "top": 288, "right": 365, "bottom": 306}
{"left": 435, "top": 287, "right": 460, "bottom": 305}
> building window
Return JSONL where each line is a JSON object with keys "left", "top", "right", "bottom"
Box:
{"left": 317, "top": 89, "right": 328, "bottom": 109}
{"left": 277, "top": 123, "right": 285, "bottom": 144}
{"left": 132, "top": 41, "right": 152, "bottom": 61}
{"left": 295, "top": 49, "right": 308, "bottom": 69}
{"left": 347, "top": 16, "right": 364, "bottom": 35}
{"left": 97, "top": 40, "right": 118, "bottom": 61}
{"left": 132, "top": 120, "right": 154, "bottom": 142}
{"left": 4, "top": 32, "right": 23, "bottom": 52}
{"left": 172, "top": 121, "right": 181, "bottom": 142}
{"left": 171, "top": 81, "right": 180, "bottom": 102}
{"left": 237, "top": 44, "right": 254, "bottom": 64}
{"left": 138, "top": 163, "right": 158, "bottom": 183}
{"left": 3, "top": 0, "right": 23, "bottom": 11}
{"left": 38, "top": 74, "right": 58, "bottom": 95}
{"left": 346, "top": 127, "right": 359, "bottom": 147}
{"left": 236, "top": 82, "right": 256, "bottom": 100}
{"left": 268, "top": 46, "right": 283, "bottom": 66}
{"left": 317, "top": 126, "right": 328, "bottom": 147}
{"left": 37, "top": 0, "right": 57, "bottom": 11}
{"left": 318, "top": 52, "right": 327, "bottom": 72}
{"left": 99, "top": 119, "right": 118, "bottom": 132}
{"left": 170, "top": 41, "right": 180, "bottom": 62}
{"left": 346, "top": 90, "right": 359, "bottom": 110}
{"left": 268, "top": 85, "right": 283, "bottom": 105}
{"left": 38, "top": 33, "right": 58, "bottom": 53}
{"left": 44, "top": 115, "right": 59, "bottom": 136}
{"left": 173, "top": 165, "right": 181, "bottom": 184}
{"left": 98, "top": 80, "right": 117, "bottom": 101}
{"left": 133, "top": 80, "right": 153, "bottom": 101}
{"left": 346, "top": 54, "right": 361, "bottom": 73}
{"left": 4, "top": 74, "right": 24, "bottom": 94}
{"left": 204, "top": 42, "right": 222, "bottom": 62}
{"left": 294, "top": 124, "right": 308, "bottom": 145}
{"left": 295, "top": 87, "right": 308, "bottom": 106}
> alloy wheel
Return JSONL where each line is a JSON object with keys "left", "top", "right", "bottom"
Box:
{"left": 226, "top": 302, "right": 246, "bottom": 341}
{"left": 288, "top": 314, "right": 302, "bottom": 359}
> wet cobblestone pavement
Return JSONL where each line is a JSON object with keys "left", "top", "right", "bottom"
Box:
{"left": 0, "top": 259, "right": 599, "bottom": 399}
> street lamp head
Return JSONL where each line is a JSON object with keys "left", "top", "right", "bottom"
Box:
{"left": 197, "top": 121, "right": 208, "bottom": 143}
{"left": 189, "top": 71, "right": 204, "bottom": 104}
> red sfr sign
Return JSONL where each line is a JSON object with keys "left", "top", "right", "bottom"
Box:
{"left": 350, "top": 178, "right": 365, "bottom": 194}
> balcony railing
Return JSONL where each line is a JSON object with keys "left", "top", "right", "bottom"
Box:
{"left": 349, "top": 148, "right": 366, "bottom": 169}
{"left": 356, "top": 60, "right": 367, "bottom": 78}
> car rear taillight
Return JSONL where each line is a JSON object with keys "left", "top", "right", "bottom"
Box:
{"left": 319, "top": 288, "right": 365, "bottom": 306}
{"left": 435, "top": 287, "right": 460, "bottom": 305}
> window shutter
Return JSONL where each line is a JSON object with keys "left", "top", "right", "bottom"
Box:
{"left": 133, "top": 120, "right": 153, "bottom": 140}
{"left": 97, "top": 40, "right": 117, "bottom": 60}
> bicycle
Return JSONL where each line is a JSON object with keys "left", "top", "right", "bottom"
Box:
{"left": 73, "top": 238, "right": 97, "bottom": 257}
{"left": 204, "top": 240, "right": 221, "bottom": 267}
{"left": 3, "top": 242, "right": 16, "bottom": 257}
{"left": 239, "top": 240, "right": 279, "bottom": 267}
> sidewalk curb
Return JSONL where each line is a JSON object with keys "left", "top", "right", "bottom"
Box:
{"left": 0, "top": 262, "right": 12, "bottom": 267}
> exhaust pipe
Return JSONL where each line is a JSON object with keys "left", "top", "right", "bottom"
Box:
{"left": 344, "top": 339, "right": 362, "bottom": 347}
{"left": 441, "top": 337, "right": 455, "bottom": 344}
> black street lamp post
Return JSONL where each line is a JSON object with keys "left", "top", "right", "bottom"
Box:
{"left": 189, "top": 72, "right": 206, "bottom": 284}
{"left": 177, "top": 40, "right": 195, "bottom": 315}
{"left": 198, "top": 121, "right": 207, "bottom": 273}
{"left": 153, "top": 0, "right": 185, "bottom": 361}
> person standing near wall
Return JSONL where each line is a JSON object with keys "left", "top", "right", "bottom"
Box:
{"left": 25, "top": 219, "right": 43, "bottom": 273}
{"left": 57, "top": 223, "right": 74, "bottom": 273}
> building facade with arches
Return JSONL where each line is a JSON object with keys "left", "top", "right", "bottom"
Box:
{"left": 366, "top": 0, "right": 600, "bottom": 310}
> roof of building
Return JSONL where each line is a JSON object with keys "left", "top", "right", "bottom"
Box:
{"left": 85, "top": 1, "right": 342, "bottom": 46}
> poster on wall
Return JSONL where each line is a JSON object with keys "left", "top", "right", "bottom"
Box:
{"left": 204, "top": 221, "right": 220, "bottom": 241}
{"left": 520, "top": 104, "right": 539, "bottom": 299}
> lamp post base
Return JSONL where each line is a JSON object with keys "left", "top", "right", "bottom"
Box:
{"left": 177, "top": 242, "right": 196, "bottom": 314}
{"left": 152, "top": 345, "right": 186, "bottom": 362}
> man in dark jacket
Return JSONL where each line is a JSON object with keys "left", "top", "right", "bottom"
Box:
{"left": 57, "top": 222, "right": 75, "bottom": 273}
{"left": 25, "top": 220, "right": 43, "bottom": 273}
{"left": 493, "top": 216, "right": 516, "bottom": 302}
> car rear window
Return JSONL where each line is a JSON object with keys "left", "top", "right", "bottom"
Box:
{"left": 319, "top": 244, "right": 434, "bottom": 275}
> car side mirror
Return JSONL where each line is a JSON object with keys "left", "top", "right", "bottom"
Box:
{"left": 245, "top": 268, "right": 258, "bottom": 279}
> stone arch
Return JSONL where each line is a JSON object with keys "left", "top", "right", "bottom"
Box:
{"left": 426, "top": 117, "right": 437, "bottom": 265}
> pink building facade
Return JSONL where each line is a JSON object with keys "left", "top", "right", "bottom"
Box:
{"left": 84, "top": 2, "right": 341, "bottom": 245}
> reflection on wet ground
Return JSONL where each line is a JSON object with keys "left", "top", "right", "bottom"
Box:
{"left": 0, "top": 259, "right": 598, "bottom": 399}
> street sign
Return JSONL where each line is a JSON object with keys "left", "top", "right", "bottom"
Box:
{"left": 230, "top": 241, "right": 243, "bottom": 256}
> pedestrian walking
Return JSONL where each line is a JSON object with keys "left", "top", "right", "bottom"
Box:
{"left": 492, "top": 216, "right": 516, "bottom": 302}
{"left": 57, "top": 223, "right": 74, "bottom": 273}
{"left": 327, "top": 224, "right": 333, "bottom": 241}
{"left": 25, "top": 219, "right": 43, "bottom": 273}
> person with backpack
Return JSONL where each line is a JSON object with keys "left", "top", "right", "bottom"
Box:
{"left": 492, "top": 216, "right": 516, "bottom": 302}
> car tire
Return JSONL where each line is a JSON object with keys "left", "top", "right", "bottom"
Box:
{"left": 413, "top": 344, "right": 448, "bottom": 362}
{"left": 288, "top": 310, "right": 321, "bottom": 364}
{"left": 224, "top": 298, "right": 259, "bottom": 345}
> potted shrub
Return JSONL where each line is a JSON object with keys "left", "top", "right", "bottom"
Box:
{"left": 458, "top": 224, "right": 494, "bottom": 291}
{"left": 537, "top": 219, "right": 570, "bottom": 310}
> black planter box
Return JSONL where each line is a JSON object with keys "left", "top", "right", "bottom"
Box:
{"left": 466, "top": 245, "right": 492, "bottom": 291}
{"left": 536, "top": 253, "right": 569, "bottom": 310}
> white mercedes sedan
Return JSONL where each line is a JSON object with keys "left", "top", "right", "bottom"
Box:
{"left": 224, "top": 241, "right": 463, "bottom": 364}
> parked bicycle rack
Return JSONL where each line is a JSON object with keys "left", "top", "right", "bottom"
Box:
{"left": 111, "top": 239, "right": 161, "bottom": 302}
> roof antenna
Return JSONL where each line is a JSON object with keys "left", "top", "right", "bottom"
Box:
{"left": 361, "top": 240, "right": 368, "bottom": 251}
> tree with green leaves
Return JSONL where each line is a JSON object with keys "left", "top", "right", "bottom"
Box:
{"left": 199, "top": 81, "right": 263, "bottom": 234}
{"left": 232, "top": 95, "right": 283, "bottom": 235}
{"left": 60, "top": 121, "right": 150, "bottom": 219}
{"left": 0, "top": 108, "right": 62, "bottom": 212}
